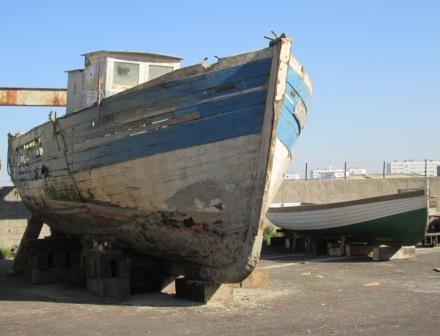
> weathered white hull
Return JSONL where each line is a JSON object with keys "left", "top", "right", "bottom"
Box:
{"left": 16, "top": 134, "right": 263, "bottom": 264}
{"left": 268, "top": 191, "right": 428, "bottom": 245}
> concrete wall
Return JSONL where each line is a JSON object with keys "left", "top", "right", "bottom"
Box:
{"left": 428, "top": 177, "right": 440, "bottom": 213}
{"left": 0, "top": 187, "right": 50, "bottom": 248}
{"left": 274, "top": 177, "right": 440, "bottom": 214}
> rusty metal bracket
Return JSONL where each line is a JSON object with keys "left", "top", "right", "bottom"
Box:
{"left": 0, "top": 87, "right": 67, "bottom": 106}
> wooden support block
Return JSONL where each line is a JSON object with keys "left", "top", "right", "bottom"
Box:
{"left": 285, "top": 237, "right": 292, "bottom": 249}
{"left": 87, "top": 277, "right": 130, "bottom": 297}
{"left": 270, "top": 236, "right": 285, "bottom": 247}
{"left": 84, "top": 256, "right": 97, "bottom": 278}
{"left": 304, "top": 236, "right": 313, "bottom": 253}
{"left": 27, "top": 237, "right": 82, "bottom": 253}
{"left": 326, "top": 242, "right": 340, "bottom": 256}
{"left": 83, "top": 248, "right": 131, "bottom": 297}
{"left": 69, "top": 251, "right": 82, "bottom": 268}
{"left": 30, "top": 267, "right": 84, "bottom": 285}
{"left": 53, "top": 251, "right": 68, "bottom": 269}
{"left": 239, "top": 268, "right": 269, "bottom": 288}
{"left": 175, "top": 278, "right": 233, "bottom": 304}
{"left": 84, "top": 249, "right": 130, "bottom": 279}
{"left": 160, "top": 278, "right": 177, "bottom": 295}
{"left": 30, "top": 252, "right": 49, "bottom": 270}
{"left": 96, "top": 258, "right": 113, "bottom": 278}
{"left": 18, "top": 235, "right": 85, "bottom": 284}
{"left": 311, "top": 239, "right": 327, "bottom": 255}
{"left": 292, "top": 234, "right": 297, "bottom": 251}
{"left": 292, "top": 235, "right": 307, "bottom": 252}
{"left": 130, "top": 268, "right": 168, "bottom": 293}
{"left": 346, "top": 243, "right": 373, "bottom": 257}
{"left": 372, "top": 245, "right": 416, "bottom": 261}
{"left": 86, "top": 249, "right": 125, "bottom": 262}
{"left": 10, "top": 216, "right": 44, "bottom": 275}
{"left": 118, "top": 258, "right": 131, "bottom": 278}
{"left": 338, "top": 236, "right": 346, "bottom": 257}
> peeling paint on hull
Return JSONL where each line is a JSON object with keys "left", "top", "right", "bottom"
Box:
{"left": 8, "top": 37, "right": 312, "bottom": 283}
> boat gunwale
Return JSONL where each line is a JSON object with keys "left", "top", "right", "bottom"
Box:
{"left": 268, "top": 189, "right": 426, "bottom": 213}
{"left": 8, "top": 41, "right": 312, "bottom": 149}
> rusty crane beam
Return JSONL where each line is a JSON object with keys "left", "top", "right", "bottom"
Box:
{"left": 0, "top": 87, "right": 67, "bottom": 106}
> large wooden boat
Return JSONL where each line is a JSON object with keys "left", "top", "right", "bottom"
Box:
{"left": 7, "top": 35, "right": 312, "bottom": 282}
{"left": 267, "top": 190, "right": 428, "bottom": 245}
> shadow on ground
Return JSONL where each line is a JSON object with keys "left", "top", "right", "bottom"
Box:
{"left": 260, "top": 244, "right": 371, "bottom": 263}
{"left": 0, "top": 259, "right": 202, "bottom": 308}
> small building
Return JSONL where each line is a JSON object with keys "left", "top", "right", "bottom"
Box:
{"left": 311, "top": 167, "right": 348, "bottom": 180}
{"left": 310, "top": 167, "right": 367, "bottom": 180}
{"left": 387, "top": 160, "right": 440, "bottom": 177}
{"left": 285, "top": 173, "right": 300, "bottom": 180}
{"left": 66, "top": 51, "right": 182, "bottom": 114}
{"left": 348, "top": 168, "right": 367, "bottom": 176}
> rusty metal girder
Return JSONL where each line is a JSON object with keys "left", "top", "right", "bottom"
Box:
{"left": 0, "top": 87, "right": 67, "bottom": 106}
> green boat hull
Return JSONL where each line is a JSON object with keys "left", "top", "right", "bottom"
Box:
{"left": 294, "top": 208, "right": 427, "bottom": 245}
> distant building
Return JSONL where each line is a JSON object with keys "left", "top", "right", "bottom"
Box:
{"left": 387, "top": 160, "right": 440, "bottom": 177}
{"left": 311, "top": 168, "right": 347, "bottom": 179}
{"left": 348, "top": 168, "right": 367, "bottom": 176}
{"left": 438, "top": 165, "right": 440, "bottom": 177}
{"left": 310, "top": 167, "right": 367, "bottom": 180}
{"left": 285, "top": 173, "right": 300, "bottom": 180}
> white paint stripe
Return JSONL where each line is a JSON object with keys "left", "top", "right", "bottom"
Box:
{"left": 267, "top": 138, "right": 291, "bottom": 203}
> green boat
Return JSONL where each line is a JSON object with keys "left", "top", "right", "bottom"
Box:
{"left": 267, "top": 190, "right": 428, "bottom": 245}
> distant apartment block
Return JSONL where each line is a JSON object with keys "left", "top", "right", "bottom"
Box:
{"left": 285, "top": 173, "right": 300, "bottom": 180}
{"left": 311, "top": 167, "right": 367, "bottom": 180}
{"left": 386, "top": 160, "right": 440, "bottom": 177}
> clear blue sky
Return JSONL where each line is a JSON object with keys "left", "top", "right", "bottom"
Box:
{"left": 1, "top": 0, "right": 439, "bottom": 184}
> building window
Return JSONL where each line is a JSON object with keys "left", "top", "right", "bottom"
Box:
{"left": 112, "top": 62, "right": 140, "bottom": 89}
{"left": 149, "top": 65, "right": 174, "bottom": 80}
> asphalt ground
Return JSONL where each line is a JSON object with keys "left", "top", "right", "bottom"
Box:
{"left": 1, "top": 246, "right": 439, "bottom": 336}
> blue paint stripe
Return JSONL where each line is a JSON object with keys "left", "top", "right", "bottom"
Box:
{"left": 283, "top": 90, "right": 303, "bottom": 133}
{"left": 68, "top": 105, "right": 265, "bottom": 172}
{"left": 276, "top": 65, "right": 312, "bottom": 151}
{"left": 276, "top": 105, "right": 300, "bottom": 152}
{"left": 59, "top": 58, "right": 272, "bottom": 129}
{"left": 103, "top": 74, "right": 269, "bottom": 124}
{"left": 282, "top": 94, "right": 295, "bottom": 114}
{"left": 276, "top": 66, "right": 312, "bottom": 151}
{"left": 71, "top": 88, "right": 268, "bottom": 144}
{"left": 197, "top": 89, "right": 267, "bottom": 118}
{"left": 286, "top": 67, "right": 312, "bottom": 109}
